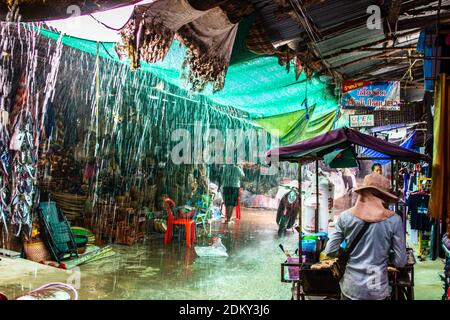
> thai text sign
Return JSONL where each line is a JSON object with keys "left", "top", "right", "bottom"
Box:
{"left": 349, "top": 114, "right": 375, "bottom": 128}
{"left": 342, "top": 81, "right": 400, "bottom": 110}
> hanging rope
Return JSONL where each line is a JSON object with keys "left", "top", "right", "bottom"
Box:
{"left": 88, "top": 14, "right": 132, "bottom": 32}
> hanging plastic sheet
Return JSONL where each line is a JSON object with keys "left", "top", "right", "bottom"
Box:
{"left": 417, "top": 31, "right": 440, "bottom": 92}
{"left": 296, "top": 109, "right": 339, "bottom": 142}
{"left": 360, "top": 131, "right": 417, "bottom": 165}
{"left": 253, "top": 108, "right": 312, "bottom": 146}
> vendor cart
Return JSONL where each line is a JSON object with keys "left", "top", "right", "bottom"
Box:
{"left": 268, "top": 127, "right": 429, "bottom": 300}
{"left": 389, "top": 248, "right": 416, "bottom": 300}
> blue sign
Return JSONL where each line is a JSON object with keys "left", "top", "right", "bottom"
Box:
{"left": 341, "top": 81, "right": 401, "bottom": 110}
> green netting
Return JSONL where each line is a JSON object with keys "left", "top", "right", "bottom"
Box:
{"left": 36, "top": 23, "right": 338, "bottom": 119}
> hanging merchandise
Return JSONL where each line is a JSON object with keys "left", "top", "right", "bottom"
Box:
{"left": 2, "top": 25, "right": 63, "bottom": 237}
{"left": 0, "top": 119, "right": 10, "bottom": 233}
{"left": 9, "top": 74, "right": 37, "bottom": 237}
{"left": 407, "top": 192, "right": 432, "bottom": 232}
{"left": 408, "top": 189, "right": 433, "bottom": 260}
{"left": 0, "top": 21, "right": 14, "bottom": 234}
{"left": 115, "top": 0, "right": 241, "bottom": 92}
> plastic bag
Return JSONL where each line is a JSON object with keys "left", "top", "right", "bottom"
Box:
{"left": 194, "top": 237, "right": 228, "bottom": 257}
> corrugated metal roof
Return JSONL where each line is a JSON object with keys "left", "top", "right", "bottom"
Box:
{"left": 316, "top": 25, "right": 386, "bottom": 57}
{"left": 305, "top": 0, "right": 375, "bottom": 35}
{"left": 251, "top": 0, "right": 448, "bottom": 84}
{"left": 251, "top": 0, "right": 304, "bottom": 47}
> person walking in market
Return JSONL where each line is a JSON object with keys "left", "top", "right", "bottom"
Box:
{"left": 220, "top": 163, "right": 245, "bottom": 223}
{"left": 323, "top": 173, "right": 407, "bottom": 300}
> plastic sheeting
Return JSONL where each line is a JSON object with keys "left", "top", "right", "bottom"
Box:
{"left": 253, "top": 108, "right": 311, "bottom": 146}
{"left": 35, "top": 24, "right": 338, "bottom": 119}
{"left": 254, "top": 108, "right": 340, "bottom": 146}
{"left": 360, "top": 132, "right": 417, "bottom": 165}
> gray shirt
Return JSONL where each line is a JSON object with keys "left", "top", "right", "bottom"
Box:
{"left": 222, "top": 165, "right": 245, "bottom": 188}
{"left": 324, "top": 211, "right": 407, "bottom": 300}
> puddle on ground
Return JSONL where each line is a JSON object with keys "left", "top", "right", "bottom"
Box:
{"left": 0, "top": 209, "right": 296, "bottom": 300}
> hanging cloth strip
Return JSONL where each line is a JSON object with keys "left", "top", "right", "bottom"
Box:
{"left": 115, "top": 0, "right": 239, "bottom": 92}
{"left": 9, "top": 72, "right": 36, "bottom": 236}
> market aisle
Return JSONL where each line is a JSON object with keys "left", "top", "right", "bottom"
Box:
{"left": 76, "top": 208, "right": 296, "bottom": 299}
{"left": 2, "top": 206, "right": 442, "bottom": 300}
{"left": 0, "top": 208, "right": 296, "bottom": 300}
{"left": 414, "top": 258, "right": 445, "bottom": 300}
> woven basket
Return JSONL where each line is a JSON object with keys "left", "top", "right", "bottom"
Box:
{"left": 23, "top": 240, "right": 51, "bottom": 263}
{"left": 51, "top": 192, "right": 87, "bottom": 222}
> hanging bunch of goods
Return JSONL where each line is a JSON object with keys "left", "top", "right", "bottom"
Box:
{"left": 9, "top": 73, "right": 37, "bottom": 237}
{"left": 0, "top": 12, "right": 14, "bottom": 234}
{"left": 0, "top": 21, "right": 63, "bottom": 238}
{"left": 115, "top": 0, "right": 253, "bottom": 92}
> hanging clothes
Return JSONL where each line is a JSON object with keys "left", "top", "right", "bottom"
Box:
{"left": 443, "top": 234, "right": 450, "bottom": 251}
{"left": 407, "top": 193, "right": 433, "bottom": 232}
{"left": 409, "top": 229, "right": 418, "bottom": 245}
{"left": 429, "top": 73, "right": 450, "bottom": 221}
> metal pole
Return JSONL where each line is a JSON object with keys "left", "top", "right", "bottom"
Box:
{"left": 298, "top": 160, "right": 302, "bottom": 259}
{"left": 390, "top": 159, "right": 395, "bottom": 190}
{"left": 315, "top": 158, "right": 319, "bottom": 233}
{"left": 394, "top": 159, "right": 399, "bottom": 211}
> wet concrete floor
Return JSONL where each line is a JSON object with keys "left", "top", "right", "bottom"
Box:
{"left": 1, "top": 209, "right": 297, "bottom": 300}
{"left": 0, "top": 208, "right": 444, "bottom": 300}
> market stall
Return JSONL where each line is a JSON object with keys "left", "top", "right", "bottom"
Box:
{"left": 267, "top": 127, "right": 430, "bottom": 300}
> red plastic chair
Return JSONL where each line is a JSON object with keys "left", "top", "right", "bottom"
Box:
{"left": 163, "top": 198, "right": 196, "bottom": 248}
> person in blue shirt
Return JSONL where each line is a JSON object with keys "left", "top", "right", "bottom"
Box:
{"left": 324, "top": 173, "right": 407, "bottom": 300}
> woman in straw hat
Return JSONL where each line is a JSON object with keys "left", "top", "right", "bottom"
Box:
{"left": 323, "top": 173, "right": 407, "bottom": 300}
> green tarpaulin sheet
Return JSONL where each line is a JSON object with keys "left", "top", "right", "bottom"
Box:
{"left": 298, "top": 109, "right": 340, "bottom": 141}
{"left": 35, "top": 23, "right": 338, "bottom": 119}
{"left": 254, "top": 107, "right": 312, "bottom": 145}
{"left": 255, "top": 108, "right": 339, "bottom": 146}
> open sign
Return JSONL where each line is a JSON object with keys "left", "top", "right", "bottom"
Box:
{"left": 349, "top": 114, "right": 375, "bottom": 128}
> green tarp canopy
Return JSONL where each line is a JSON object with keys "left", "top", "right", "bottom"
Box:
{"left": 34, "top": 16, "right": 340, "bottom": 144}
